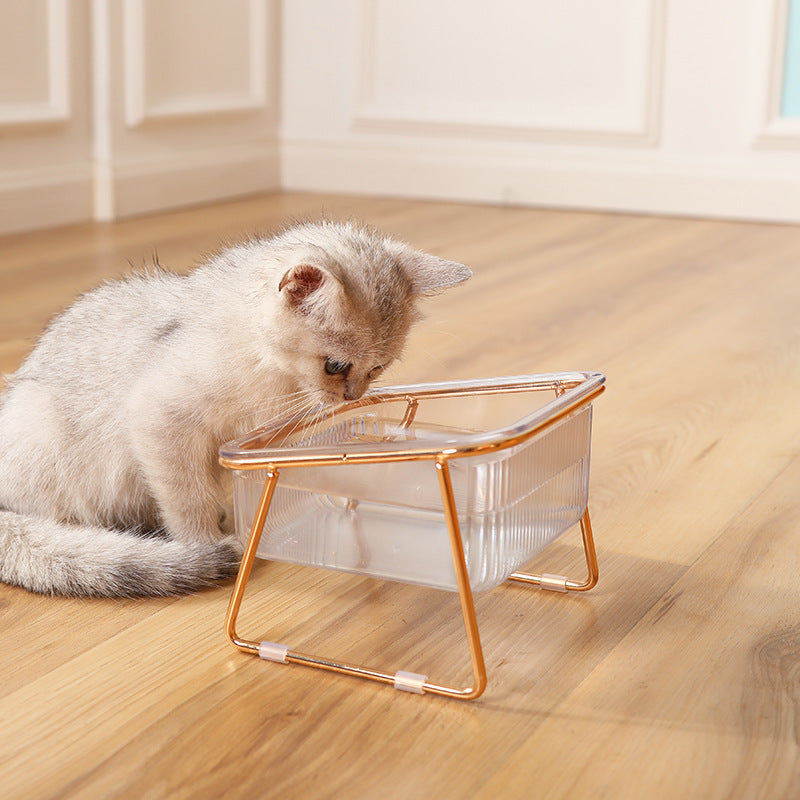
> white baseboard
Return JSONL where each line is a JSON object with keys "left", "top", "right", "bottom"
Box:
{"left": 3, "top": 138, "right": 796, "bottom": 234}
{"left": 0, "top": 141, "right": 281, "bottom": 235}
{"left": 281, "top": 138, "right": 800, "bottom": 224}
{"left": 0, "top": 163, "right": 93, "bottom": 235}
{"left": 98, "top": 140, "right": 281, "bottom": 220}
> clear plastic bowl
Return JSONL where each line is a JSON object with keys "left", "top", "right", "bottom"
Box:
{"left": 220, "top": 373, "right": 603, "bottom": 593}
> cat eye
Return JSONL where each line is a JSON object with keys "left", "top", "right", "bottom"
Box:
{"left": 368, "top": 365, "right": 385, "bottom": 379}
{"left": 324, "top": 357, "right": 351, "bottom": 376}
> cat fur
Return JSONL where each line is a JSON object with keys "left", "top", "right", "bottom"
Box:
{"left": 0, "top": 221, "right": 471, "bottom": 598}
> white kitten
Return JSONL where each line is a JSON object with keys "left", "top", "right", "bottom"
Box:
{"left": 0, "top": 221, "right": 470, "bottom": 597}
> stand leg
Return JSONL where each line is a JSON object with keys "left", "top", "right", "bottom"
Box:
{"left": 223, "top": 461, "right": 490, "bottom": 699}
{"left": 225, "top": 469, "right": 281, "bottom": 654}
{"left": 432, "top": 458, "right": 488, "bottom": 699}
{"left": 508, "top": 508, "right": 599, "bottom": 592}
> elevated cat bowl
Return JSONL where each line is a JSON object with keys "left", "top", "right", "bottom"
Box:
{"left": 219, "top": 372, "right": 605, "bottom": 699}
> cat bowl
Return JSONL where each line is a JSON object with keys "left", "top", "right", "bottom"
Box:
{"left": 218, "top": 372, "right": 605, "bottom": 698}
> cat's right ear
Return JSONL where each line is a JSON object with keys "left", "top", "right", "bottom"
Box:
{"left": 403, "top": 253, "right": 472, "bottom": 296}
{"left": 278, "top": 264, "right": 328, "bottom": 311}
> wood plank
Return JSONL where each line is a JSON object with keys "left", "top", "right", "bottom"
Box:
{"left": 0, "top": 548, "right": 684, "bottom": 799}
{"left": 1, "top": 192, "right": 799, "bottom": 798}
{"left": 473, "top": 453, "right": 800, "bottom": 800}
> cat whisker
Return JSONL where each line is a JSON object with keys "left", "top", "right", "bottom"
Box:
{"left": 242, "top": 389, "right": 318, "bottom": 423}
{"left": 305, "top": 401, "right": 329, "bottom": 443}
{"left": 277, "top": 397, "right": 326, "bottom": 442}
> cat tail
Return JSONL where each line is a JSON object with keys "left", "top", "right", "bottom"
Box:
{"left": 0, "top": 510, "right": 241, "bottom": 598}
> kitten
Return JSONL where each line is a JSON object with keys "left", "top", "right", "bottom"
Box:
{"left": 0, "top": 221, "right": 471, "bottom": 598}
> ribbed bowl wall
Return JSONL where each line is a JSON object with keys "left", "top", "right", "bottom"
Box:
{"left": 458, "top": 407, "right": 591, "bottom": 588}
{"left": 232, "top": 406, "right": 592, "bottom": 591}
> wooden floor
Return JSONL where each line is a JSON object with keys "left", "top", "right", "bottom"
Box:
{"left": 1, "top": 192, "right": 799, "bottom": 799}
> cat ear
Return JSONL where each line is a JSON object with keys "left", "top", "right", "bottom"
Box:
{"left": 278, "top": 264, "right": 329, "bottom": 310}
{"left": 404, "top": 253, "right": 472, "bottom": 296}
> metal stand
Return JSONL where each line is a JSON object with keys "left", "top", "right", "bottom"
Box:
{"left": 224, "top": 461, "right": 599, "bottom": 701}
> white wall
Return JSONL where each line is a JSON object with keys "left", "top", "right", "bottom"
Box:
{"left": 0, "top": 0, "right": 281, "bottom": 234}
{"left": 281, "top": 0, "right": 800, "bottom": 223}
{"left": 0, "top": 0, "right": 94, "bottom": 233}
{"left": 1, "top": 0, "right": 799, "bottom": 234}
{"left": 93, "top": 0, "right": 280, "bottom": 220}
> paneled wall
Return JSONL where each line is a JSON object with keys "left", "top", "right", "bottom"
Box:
{"left": 0, "top": 0, "right": 93, "bottom": 234}
{"left": 0, "top": 0, "right": 280, "bottom": 234}
{"left": 281, "top": 0, "right": 800, "bottom": 223}
{"left": 1, "top": 0, "right": 799, "bottom": 233}
{"left": 94, "top": 0, "right": 279, "bottom": 220}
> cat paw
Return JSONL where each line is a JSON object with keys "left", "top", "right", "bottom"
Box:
{"left": 217, "top": 534, "right": 245, "bottom": 561}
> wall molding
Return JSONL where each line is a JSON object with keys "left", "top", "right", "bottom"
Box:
{"left": 353, "top": 0, "right": 666, "bottom": 147}
{"left": 122, "top": 0, "right": 270, "bottom": 127}
{"left": 0, "top": 162, "right": 92, "bottom": 235}
{"left": 753, "top": 0, "right": 800, "bottom": 148}
{"left": 282, "top": 137, "right": 800, "bottom": 224}
{"left": 757, "top": 116, "right": 800, "bottom": 149}
{"left": 0, "top": 0, "right": 70, "bottom": 127}
{"left": 94, "top": 139, "right": 281, "bottom": 220}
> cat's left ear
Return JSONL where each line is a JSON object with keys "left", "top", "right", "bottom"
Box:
{"left": 278, "top": 264, "right": 330, "bottom": 308}
{"left": 404, "top": 253, "right": 472, "bottom": 296}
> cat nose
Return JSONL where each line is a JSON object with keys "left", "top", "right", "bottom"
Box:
{"left": 343, "top": 378, "right": 368, "bottom": 401}
{"left": 343, "top": 386, "right": 361, "bottom": 401}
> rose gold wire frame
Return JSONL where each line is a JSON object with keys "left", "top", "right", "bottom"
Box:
{"left": 221, "top": 373, "right": 604, "bottom": 700}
